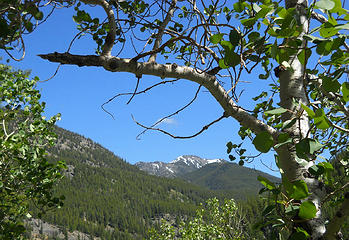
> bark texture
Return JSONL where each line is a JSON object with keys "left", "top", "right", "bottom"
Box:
{"left": 278, "top": 0, "right": 327, "bottom": 238}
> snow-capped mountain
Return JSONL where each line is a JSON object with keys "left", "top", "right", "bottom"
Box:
{"left": 135, "top": 155, "right": 225, "bottom": 177}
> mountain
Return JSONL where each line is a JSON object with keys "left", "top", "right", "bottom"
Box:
{"left": 181, "top": 162, "right": 280, "bottom": 195}
{"left": 135, "top": 155, "right": 225, "bottom": 177}
{"left": 136, "top": 156, "right": 280, "bottom": 198}
{"left": 27, "top": 127, "right": 230, "bottom": 240}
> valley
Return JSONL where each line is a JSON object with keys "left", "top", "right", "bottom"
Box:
{"left": 26, "top": 126, "right": 277, "bottom": 239}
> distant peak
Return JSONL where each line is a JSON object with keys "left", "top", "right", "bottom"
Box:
{"left": 170, "top": 155, "right": 225, "bottom": 168}
{"left": 170, "top": 155, "right": 202, "bottom": 164}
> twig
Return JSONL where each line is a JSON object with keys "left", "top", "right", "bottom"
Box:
{"left": 127, "top": 76, "right": 141, "bottom": 104}
{"left": 101, "top": 79, "right": 180, "bottom": 119}
{"left": 136, "top": 85, "right": 202, "bottom": 138}
{"left": 133, "top": 112, "right": 228, "bottom": 139}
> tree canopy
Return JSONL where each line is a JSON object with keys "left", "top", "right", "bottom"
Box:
{"left": 1, "top": 0, "right": 349, "bottom": 239}
{"left": 0, "top": 64, "right": 65, "bottom": 239}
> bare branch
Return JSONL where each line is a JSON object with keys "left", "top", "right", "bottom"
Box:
{"left": 137, "top": 85, "right": 202, "bottom": 139}
{"left": 101, "top": 79, "right": 180, "bottom": 119}
{"left": 132, "top": 112, "right": 228, "bottom": 139}
{"left": 127, "top": 76, "right": 141, "bottom": 104}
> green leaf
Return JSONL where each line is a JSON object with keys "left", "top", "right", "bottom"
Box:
{"left": 308, "top": 165, "right": 325, "bottom": 176}
{"left": 316, "top": 40, "right": 333, "bottom": 56}
{"left": 274, "top": 132, "right": 292, "bottom": 148}
{"left": 285, "top": 204, "right": 299, "bottom": 215}
{"left": 241, "top": 18, "right": 256, "bottom": 27}
{"left": 341, "top": 82, "right": 349, "bottom": 102}
{"left": 252, "top": 131, "right": 274, "bottom": 153}
{"left": 264, "top": 107, "right": 287, "bottom": 115}
{"left": 308, "top": 139, "right": 324, "bottom": 154}
{"left": 220, "top": 40, "right": 233, "bottom": 51}
{"left": 289, "top": 228, "right": 310, "bottom": 240}
{"left": 226, "top": 141, "right": 233, "bottom": 153}
{"left": 229, "top": 29, "right": 241, "bottom": 47}
{"left": 330, "top": 0, "right": 346, "bottom": 14}
{"left": 255, "top": 5, "right": 273, "bottom": 19}
{"left": 262, "top": 204, "right": 276, "bottom": 216}
{"left": 322, "top": 76, "right": 341, "bottom": 92}
{"left": 228, "top": 154, "right": 236, "bottom": 161}
{"left": 299, "top": 201, "right": 317, "bottom": 219}
{"left": 218, "top": 59, "right": 229, "bottom": 69}
{"left": 315, "top": 0, "right": 335, "bottom": 10}
{"left": 209, "top": 33, "right": 224, "bottom": 44}
{"left": 225, "top": 51, "right": 240, "bottom": 67}
{"left": 257, "top": 176, "right": 276, "bottom": 190}
{"left": 248, "top": 32, "right": 260, "bottom": 42}
{"left": 34, "top": 11, "right": 44, "bottom": 21}
{"left": 284, "top": 179, "right": 309, "bottom": 200}
{"left": 296, "top": 138, "right": 324, "bottom": 158}
{"left": 319, "top": 22, "right": 338, "bottom": 38}
{"left": 297, "top": 49, "right": 312, "bottom": 65}
{"left": 319, "top": 162, "right": 334, "bottom": 171}
{"left": 281, "top": 118, "right": 297, "bottom": 130}
{"left": 301, "top": 103, "right": 315, "bottom": 118}
{"left": 233, "top": 1, "right": 245, "bottom": 12}
{"left": 314, "top": 109, "right": 331, "bottom": 129}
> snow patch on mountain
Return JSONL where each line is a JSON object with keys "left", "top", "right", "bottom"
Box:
{"left": 136, "top": 155, "right": 226, "bottom": 178}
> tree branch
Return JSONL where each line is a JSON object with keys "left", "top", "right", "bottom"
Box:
{"left": 132, "top": 112, "right": 227, "bottom": 139}
{"left": 80, "top": 0, "right": 116, "bottom": 56}
{"left": 38, "top": 52, "right": 278, "bottom": 138}
{"left": 311, "top": 11, "right": 349, "bottom": 52}
{"left": 148, "top": 0, "right": 177, "bottom": 62}
{"left": 137, "top": 85, "right": 202, "bottom": 139}
{"left": 324, "top": 192, "right": 349, "bottom": 240}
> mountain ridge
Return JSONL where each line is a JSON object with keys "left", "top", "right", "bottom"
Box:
{"left": 135, "top": 155, "right": 280, "bottom": 196}
{"left": 135, "top": 155, "right": 225, "bottom": 177}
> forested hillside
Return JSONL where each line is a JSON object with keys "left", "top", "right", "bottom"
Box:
{"left": 181, "top": 162, "right": 280, "bottom": 196}
{"left": 28, "top": 127, "right": 238, "bottom": 239}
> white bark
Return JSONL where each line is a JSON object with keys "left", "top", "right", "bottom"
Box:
{"left": 279, "top": 0, "right": 327, "bottom": 238}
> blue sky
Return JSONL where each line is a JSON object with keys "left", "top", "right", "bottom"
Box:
{"left": 3, "top": 5, "right": 280, "bottom": 176}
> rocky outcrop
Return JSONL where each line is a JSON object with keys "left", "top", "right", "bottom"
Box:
{"left": 26, "top": 218, "right": 101, "bottom": 240}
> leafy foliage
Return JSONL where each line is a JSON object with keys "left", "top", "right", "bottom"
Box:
{"left": 2, "top": 0, "right": 349, "bottom": 237}
{"left": 0, "top": 64, "right": 64, "bottom": 239}
{"left": 0, "top": 0, "right": 73, "bottom": 52}
{"left": 149, "top": 198, "right": 250, "bottom": 240}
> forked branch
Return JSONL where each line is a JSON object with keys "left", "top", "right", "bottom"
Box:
{"left": 132, "top": 112, "right": 228, "bottom": 139}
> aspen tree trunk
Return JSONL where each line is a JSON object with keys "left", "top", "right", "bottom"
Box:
{"left": 277, "top": 0, "right": 326, "bottom": 238}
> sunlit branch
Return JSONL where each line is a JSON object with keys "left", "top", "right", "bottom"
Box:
{"left": 39, "top": 52, "right": 278, "bottom": 137}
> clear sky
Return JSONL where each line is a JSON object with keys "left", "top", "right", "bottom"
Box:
{"left": 3, "top": 5, "right": 280, "bottom": 177}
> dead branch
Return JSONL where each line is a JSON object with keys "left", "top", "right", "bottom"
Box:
{"left": 132, "top": 112, "right": 228, "bottom": 139}
{"left": 101, "top": 79, "right": 180, "bottom": 119}
{"left": 136, "top": 85, "right": 202, "bottom": 139}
